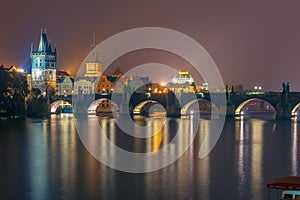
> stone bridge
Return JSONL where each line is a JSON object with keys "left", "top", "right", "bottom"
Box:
{"left": 49, "top": 91, "right": 300, "bottom": 118}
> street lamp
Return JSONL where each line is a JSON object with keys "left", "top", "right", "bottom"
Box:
{"left": 254, "top": 86, "right": 262, "bottom": 92}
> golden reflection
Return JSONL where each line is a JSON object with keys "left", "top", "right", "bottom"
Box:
{"left": 198, "top": 119, "right": 210, "bottom": 199}
{"left": 152, "top": 119, "right": 164, "bottom": 152}
{"left": 250, "top": 120, "right": 264, "bottom": 200}
{"left": 291, "top": 121, "right": 298, "bottom": 176}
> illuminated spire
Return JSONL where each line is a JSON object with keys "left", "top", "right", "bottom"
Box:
{"left": 92, "top": 32, "right": 96, "bottom": 50}
{"left": 38, "top": 28, "right": 49, "bottom": 52}
{"left": 91, "top": 33, "right": 97, "bottom": 62}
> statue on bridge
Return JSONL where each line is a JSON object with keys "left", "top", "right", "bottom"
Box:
{"left": 281, "top": 82, "right": 290, "bottom": 104}
{"left": 282, "top": 82, "right": 290, "bottom": 93}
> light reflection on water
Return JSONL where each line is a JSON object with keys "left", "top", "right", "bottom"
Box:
{"left": 0, "top": 115, "right": 299, "bottom": 200}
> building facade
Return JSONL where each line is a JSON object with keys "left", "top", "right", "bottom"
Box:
{"left": 168, "top": 71, "right": 197, "bottom": 93}
{"left": 56, "top": 77, "right": 74, "bottom": 96}
{"left": 30, "top": 29, "right": 57, "bottom": 95}
{"left": 73, "top": 79, "right": 93, "bottom": 95}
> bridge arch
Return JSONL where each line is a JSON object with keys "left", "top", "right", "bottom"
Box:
{"left": 181, "top": 98, "right": 218, "bottom": 116}
{"left": 50, "top": 100, "right": 72, "bottom": 113}
{"left": 235, "top": 98, "right": 276, "bottom": 115}
{"left": 291, "top": 102, "right": 300, "bottom": 116}
{"left": 88, "top": 98, "right": 119, "bottom": 114}
{"left": 133, "top": 100, "right": 160, "bottom": 115}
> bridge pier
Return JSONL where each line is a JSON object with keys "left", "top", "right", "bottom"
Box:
{"left": 226, "top": 100, "right": 236, "bottom": 116}
{"left": 276, "top": 102, "right": 292, "bottom": 119}
{"left": 166, "top": 92, "right": 180, "bottom": 117}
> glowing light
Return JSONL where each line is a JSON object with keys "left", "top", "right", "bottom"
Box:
{"left": 178, "top": 71, "right": 189, "bottom": 75}
{"left": 254, "top": 86, "right": 262, "bottom": 91}
{"left": 160, "top": 82, "right": 166, "bottom": 86}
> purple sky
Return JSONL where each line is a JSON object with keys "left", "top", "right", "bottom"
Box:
{"left": 1, "top": 0, "right": 300, "bottom": 91}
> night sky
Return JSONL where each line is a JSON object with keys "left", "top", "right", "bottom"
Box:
{"left": 1, "top": 0, "right": 300, "bottom": 91}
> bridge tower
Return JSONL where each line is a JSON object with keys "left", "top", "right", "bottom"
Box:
{"left": 84, "top": 33, "right": 102, "bottom": 78}
{"left": 30, "top": 29, "right": 57, "bottom": 95}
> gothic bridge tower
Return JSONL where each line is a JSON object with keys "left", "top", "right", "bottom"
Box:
{"left": 30, "top": 29, "right": 57, "bottom": 95}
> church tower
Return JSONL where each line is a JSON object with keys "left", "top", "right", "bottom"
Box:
{"left": 84, "top": 33, "right": 102, "bottom": 77}
{"left": 30, "top": 29, "right": 57, "bottom": 95}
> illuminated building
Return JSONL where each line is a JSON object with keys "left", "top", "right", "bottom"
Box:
{"left": 170, "top": 71, "right": 194, "bottom": 84}
{"left": 96, "top": 75, "right": 116, "bottom": 94}
{"left": 56, "top": 77, "right": 74, "bottom": 96}
{"left": 73, "top": 34, "right": 101, "bottom": 95}
{"left": 74, "top": 79, "right": 93, "bottom": 94}
{"left": 168, "top": 71, "right": 196, "bottom": 93}
{"left": 199, "top": 82, "right": 209, "bottom": 93}
{"left": 30, "top": 29, "right": 57, "bottom": 95}
{"left": 151, "top": 83, "right": 168, "bottom": 94}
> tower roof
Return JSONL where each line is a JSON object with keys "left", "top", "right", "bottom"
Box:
{"left": 38, "top": 29, "right": 53, "bottom": 53}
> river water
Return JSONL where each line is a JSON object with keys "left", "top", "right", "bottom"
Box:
{"left": 0, "top": 115, "right": 299, "bottom": 200}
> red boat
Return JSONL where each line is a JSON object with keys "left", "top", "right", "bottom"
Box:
{"left": 267, "top": 176, "right": 300, "bottom": 199}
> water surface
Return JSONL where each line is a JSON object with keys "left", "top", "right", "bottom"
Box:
{"left": 0, "top": 115, "right": 298, "bottom": 199}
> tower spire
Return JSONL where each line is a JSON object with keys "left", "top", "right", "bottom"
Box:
{"left": 38, "top": 28, "right": 49, "bottom": 52}
{"left": 91, "top": 33, "right": 97, "bottom": 62}
{"left": 92, "top": 32, "right": 96, "bottom": 50}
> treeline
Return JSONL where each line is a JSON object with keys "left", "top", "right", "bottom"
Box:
{"left": 0, "top": 65, "right": 48, "bottom": 118}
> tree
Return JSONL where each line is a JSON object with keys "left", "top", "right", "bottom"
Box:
{"left": 0, "top": 65, "right": 29, "bottom": 116}
{"left": 32, "top": 88, "right": 41, "bottom": 97}
{"left": 26, "top": 96, "right": 48, "bottom": 118}
{"left": 0, "top": 65, "right": 9, "bottom": 113}
{"left": 27, "top": 88, "right": 49, "bottom": 117}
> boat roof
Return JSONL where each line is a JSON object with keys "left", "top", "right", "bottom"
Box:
{"left": 267, "top": 176, "right": 300, "bottom": 190}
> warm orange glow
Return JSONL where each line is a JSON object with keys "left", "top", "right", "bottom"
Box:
{"left": 160, "top": 82, "right": 166, "bottom": 86}
{"left": 152, "top": 130, "right": 163, "bottom": 152}
{"left": 16, "top": 68, "right": 24, "bottom": 73}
